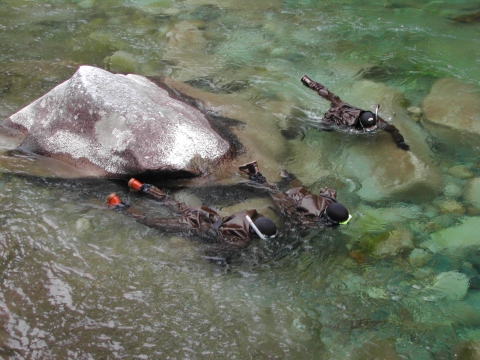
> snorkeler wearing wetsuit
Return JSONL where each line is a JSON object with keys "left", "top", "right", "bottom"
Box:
{"left": 106, "top": 162, "right": 351, "bottom": 247}
{"left": 106, "top": 178, "right": 277, "bottom": 249}
{"left": 238, "top": 161, "right": 352, "bottom": 228}
{"left": 301, "top": 75, "right": 409, "bottom": 151}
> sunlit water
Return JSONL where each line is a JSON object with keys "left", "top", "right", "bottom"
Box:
{"left": 1, "top": 0, "right": 480, "bottom": 358}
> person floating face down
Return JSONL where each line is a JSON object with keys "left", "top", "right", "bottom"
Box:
{"left": 300, "top": 75, "right": 410, "bottom": 151}
{"left": 106, "top": 178, "right": 278, "bottom": 249}
{"left": 238, "top": 161, "right": 352, "bottom": 228}
{"left": 106, "top": 163, "right": 351, "bottom": 248}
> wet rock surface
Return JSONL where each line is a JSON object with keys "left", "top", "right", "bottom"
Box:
{"left": 422, "top": 78, "right": 480, "bottom": 135}
{"left": 427, "top": 271, "right": 469, "bottom": 301}
{"left": 372, "top": 229, "right": 414, "bottom": 257}
{"left": 2, "top": 1, "right": 480, "bottom": 358}
{"left": 421, "top": 216, "right": 480, "bottom": 253}
{"left": 466, "top": 177, "right": 480, "bottom": 209}
{"left": 147, "top": 75, "right": 290, "bottom": 184}
{"left": 451, "top": 11, "right": 480, "bottom": 23}
{"left": 2, "top": 66, "right": 230, "bottom": 177}
{"left": 352, "top": 338, "right": 402, "bottom": 360}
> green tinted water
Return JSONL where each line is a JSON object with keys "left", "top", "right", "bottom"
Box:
{"left": 1, "top": 0, "right": 480, "bottom": 358}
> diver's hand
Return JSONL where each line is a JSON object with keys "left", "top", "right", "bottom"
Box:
{"left": 383, "top": 124, "right": 409, "bottom": 151}
{"left": 396, "top": 142, "right": 410, "bottom": 151}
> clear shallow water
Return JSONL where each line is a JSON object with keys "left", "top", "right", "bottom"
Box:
{"left": 1, "top": 0, "right": 480, "bottom": 358}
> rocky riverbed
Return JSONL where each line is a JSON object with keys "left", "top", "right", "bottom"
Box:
{"left": 1, "top": 0, "right": 480, "bottom": 358}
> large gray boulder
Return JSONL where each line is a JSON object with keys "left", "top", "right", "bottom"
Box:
{"left": 2, "top": 65, "right": 230, "bottom": 177}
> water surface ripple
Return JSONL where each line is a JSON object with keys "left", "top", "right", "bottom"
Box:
{"left": 1, "top": 0, "right": 480, "bottom": 358}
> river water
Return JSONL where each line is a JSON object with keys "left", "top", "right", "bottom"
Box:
{"left": 1, "top": 0, "right": 480, "bottom": 359}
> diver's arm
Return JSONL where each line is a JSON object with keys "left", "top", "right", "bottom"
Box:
{"left": 139, "top": 216, "right": 189, "bottom": 232}
{"left": 301, "top": 75, "right": 342, "bottom": 106}
{"left": 377, "top": 121, "right": 410, "bottom": 151}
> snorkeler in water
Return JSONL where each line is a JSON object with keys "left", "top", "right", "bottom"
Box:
{"left": 106, "top": 162, "right": 351, "bottom": 248}
{"left": 238, "top": 160, "right": 352, "bottom": 228}
{"left": 106, "top": 178, "right": 277, "bottom": 249}
{"left": 301, "top": 75, "right": 409, "bottom": 151}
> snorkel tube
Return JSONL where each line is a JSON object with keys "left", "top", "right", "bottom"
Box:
{"left": 246, "top": 215, "right": 266, "bottom": 240}
{"left": 375, "top": 104, "right": 380, "bottom": 124}
{"left": 246, "top": 215, "right": 277, "bottom": 240}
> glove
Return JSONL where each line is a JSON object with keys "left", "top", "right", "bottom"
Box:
{"left": 396, "top": 142, "right": 410, "bottom": 151}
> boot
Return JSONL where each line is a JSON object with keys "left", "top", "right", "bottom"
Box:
{"left": 106, "top": 193, "right": 128, "bottom": 210}
{"left": 301, "top": 75, "right": 314, "bottom": 88}
{"left": 238, "top": 160, "right": 260, "bottom": 176}
{"left": 106, "top": 193, "right": 123, "bottom": 207}
{"left": 128, "top": 178, "right": 144, "bottom": 191}
{"left": 128, "top": 178, "right": 167, "bottom": 199}
{"left": 301, "top": 75, "right": 323, "bottom": 92}
{"left": 238, "top": 161, "right": 266, "bottom": 184}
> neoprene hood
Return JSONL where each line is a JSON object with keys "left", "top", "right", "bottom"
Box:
{"left": 325, "top": 203, "right": 349, "bottom": 223}
{"left": 254, "top": 217, "right": 277, "bottom": 237}
{"left": 360, "top": 111, "right": 376, "bottom": 128}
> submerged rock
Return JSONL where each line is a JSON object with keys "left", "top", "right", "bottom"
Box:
{"left": 365, "top": 286, "right": 389, "bottom": 299}
{"left": 373, "top": 229, "right": 414, "bottom": 257}
{"left": 447, "top": 165, "right": 474, "bottom": 179}
{"left": 451, "top": 11, "right": 480, "bottom": 23}
{"left": 438, "top": 200, "right": 466, "bottom": 215}
{"left": 407, "top": 106, "right": 423, "bottom": 122}
{"left": 450, "top": 340, "right": 480, "bottom": 360}
{"left": 104, "top": 50, "right": 138, "bottom": 74}
{"left": 77, "top": 0, "right": 95, "bottom": 9}
{"left": 408, "top": 248, "right": 432, "bottom": 267}
{"left": 347, "top": 204, "right": 424, "bottom": 235}
{"left": 352, "top": 338, "right": 402, "bottom": 360}
{"left": 466, "top": 177, "right": 480, "bottom": 209}
{"left": 2, "top": 66, "right": 230, "bottom": 177}
{"left": 421, "top": 217, "right": 480, "bottom": 253}
{"left": 341, "top": 142, "right": 441, "bottom": 202}
{"left": 300, "top": 79, "right": 443, "bottom": 203}
{"left": 188, "top": 0, "right": 282, "bottom": 11}
{"left": 428, "top": 271, "right": 469, "bottom": 301}
{"left": 163, "top": 20, "right": 223, "bottom": 81}
{"left": 444, "top": 181, "right": 463, "bottom": 199}
{"left": 422, "top": 78, "right": 480, "bottom": 135}
{"left": 443, "top": 302, "right": 480, "bottom": 328}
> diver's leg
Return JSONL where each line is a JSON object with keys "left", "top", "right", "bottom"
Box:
{"left": 106, "top": 192, "right": 147, "bottom": 220}
{"left": 128, "top": 178, "right": 189, "bottom": 212}
{"left": 106, "top": 192, "right": 188, "bottom": 233}
{"left": 128, "top": 178, "right": 168, "bottom": 200}
{"left": 238, "top": 161, "right": 305, "bottom": 190}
